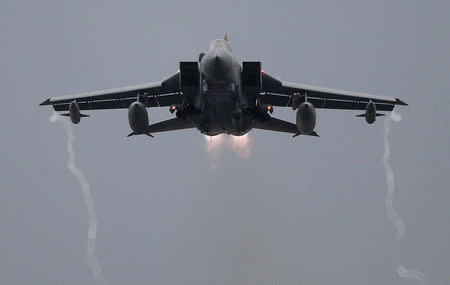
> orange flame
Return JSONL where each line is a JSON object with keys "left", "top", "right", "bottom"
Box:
{"left": 204, "top": 133, "right": 252, "bottom": 169}
{"left": 204, "top": 134, "right": 225, "bottom": 170}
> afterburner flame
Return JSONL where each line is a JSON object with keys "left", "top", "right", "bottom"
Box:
{"left": 204, "top": 134, "right": 225, "bottom": 170}
{"left": 230, "top": 134, "right": 251, "bottom": 158}
{"left": 204, "top": 134, "right": 225, "bottom": 153}
{"left": 203, "top": 133, "right": 252, "bottom": 169}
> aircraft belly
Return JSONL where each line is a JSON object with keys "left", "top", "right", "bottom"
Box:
{"left": 205, "top": 90, "right": 235, "bottom": 135}
{"left": 193, "top": 89, "right": 254, "bottom": 136}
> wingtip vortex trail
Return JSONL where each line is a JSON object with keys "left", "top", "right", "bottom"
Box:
{"left": 50, "top": 112, "right": 106, "bottom": 285}
{"left": 384, "top": 111, "right": 425, "bottom": 284}
{"left": 383, "top": 110, "right": 405, "bottom": 240}
{"left": 397, "top": 266, "right": 426, "bottom": 284}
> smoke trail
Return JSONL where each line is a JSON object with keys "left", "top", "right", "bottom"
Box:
{"left": 397, "top": 266, "right": 425, "bottom": 284}
{"left": 50, "top": 112, "right": 106, "bottom": 285}
{"left": 383, "top": 110, "right": 405, "bottom": 240}
{"left": 383, "top": 111, "right": 425, "bottom": 283}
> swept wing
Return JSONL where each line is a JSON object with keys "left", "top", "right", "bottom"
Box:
{"left": 259, "top": 73, "right": 407, "bottom": 111}
{"left": 40, "top": 73, "right": 183, "bottom": 111}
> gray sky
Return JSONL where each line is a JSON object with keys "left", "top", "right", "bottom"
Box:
{"left": 1, "top": 0, "right": 449, "bottom": 284}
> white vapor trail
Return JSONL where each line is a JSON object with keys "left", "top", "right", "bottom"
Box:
{"left": 50, "top": 112, "right": 106, "bottom": 285}
{"left": 383, "top": 111, "right": 425, "bottom": 284}
{"left": 397, "top": 266, "right": 425, "bottom": 284}
{"left": 383, "top": 110, "right": 405, "bottom": 240}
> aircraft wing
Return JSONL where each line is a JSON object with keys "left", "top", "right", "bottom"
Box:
{"left": 259, "top": 73, "right": 407, "bottom": 111}
{"left": 40, "top": 73, "right": 183, "bottom": 111}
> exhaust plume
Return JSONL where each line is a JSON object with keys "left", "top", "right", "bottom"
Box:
{"left": 229, "top": 134, "right": 252, "bottom": 158}
{"left": 50, "top": 112, "right": 106, "bottom": 285}
{"left": 204, "top": 134, "right": 225, "bottom": 170}
{"left": 204, "top": 133, "right": 252, "bottom": 169}
{"left": 383, "top": 111, "right": 425, "bottom": 283}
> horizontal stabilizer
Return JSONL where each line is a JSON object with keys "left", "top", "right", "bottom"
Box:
{"left": 376, "top": 113, "right": 385, "bottom": 117}
{"left": 147, "top": 118, "right": 195, "bottom": 134}
{"left": 127, "top": 118, "right": 193, "bottom": 138}
{"left": 254, "top": 116, "right": 319, "bottom": 137}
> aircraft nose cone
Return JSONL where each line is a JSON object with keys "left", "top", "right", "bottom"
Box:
{"left": 202, "top": 49, "right": 232, "bottom": 83}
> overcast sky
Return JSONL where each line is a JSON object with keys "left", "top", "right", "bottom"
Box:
{"left": 1, "top": 1, "right": 449, "bottom": 284}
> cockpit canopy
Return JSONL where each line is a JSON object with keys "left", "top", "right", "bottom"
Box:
{"left": 208, "top": 39, "right": 232, "bottom": 52}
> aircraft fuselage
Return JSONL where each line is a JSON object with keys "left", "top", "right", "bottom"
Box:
{"left": 194, "top": 39, "right": 255, "bottom": 136}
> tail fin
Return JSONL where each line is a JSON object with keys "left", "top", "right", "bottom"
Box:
{"left": 224, "top": 33, "right": 228, "bottom": 41}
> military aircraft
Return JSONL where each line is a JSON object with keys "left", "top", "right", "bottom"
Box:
{"left": 40, "top": 35, "right": 407, "bottom": 138}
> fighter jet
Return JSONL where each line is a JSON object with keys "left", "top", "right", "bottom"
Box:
{"left": 40, "top": 35, "right": 407, "bottom": 138}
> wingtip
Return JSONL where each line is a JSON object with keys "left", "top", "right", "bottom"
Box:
{"left": 395, "top": 98, "right": 408, "bottom": 106}
{"left": 39, "top": 98, "right": 51, "bottom": 106}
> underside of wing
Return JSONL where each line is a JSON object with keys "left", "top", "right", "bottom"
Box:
{"left": 259, "top": 73, "right": 407, "bottom": 111}
{"left": 259, "top": 94, "right": 396, "bottom": 111}
{"left": 49, "top": 94, "right": 184, "bottom": 111}
{"left": 40, "top": 73, "right": 183, "bottom": 111}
